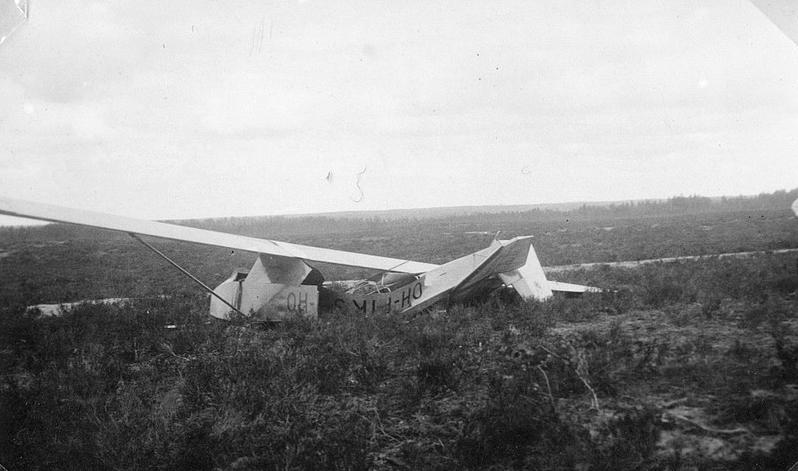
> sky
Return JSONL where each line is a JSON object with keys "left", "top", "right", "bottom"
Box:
{"left": 0, "top": 0, "right": 797, "bottom": 225}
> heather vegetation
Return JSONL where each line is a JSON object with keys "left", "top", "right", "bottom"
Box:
{"left": 1, "top": 190, "right": 797, "bottom": 469}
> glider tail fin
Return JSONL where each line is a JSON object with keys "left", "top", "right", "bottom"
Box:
{"left": 497, "top": 241, "right": 553, "bottom": 301}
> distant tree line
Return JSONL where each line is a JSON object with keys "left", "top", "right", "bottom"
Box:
{"left": 1, "top": 188, "right": 795, "bottom": 243}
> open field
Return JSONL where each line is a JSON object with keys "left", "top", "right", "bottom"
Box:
{"left": 1, "top": 193, "right": 797, "bottom": 470}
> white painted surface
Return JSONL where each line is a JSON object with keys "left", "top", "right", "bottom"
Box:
{"left": 0, "top": 196, "right": 437, "bottom": 273}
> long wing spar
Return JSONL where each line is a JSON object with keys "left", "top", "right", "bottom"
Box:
{"left": 0, "top": 196, "right": 438, "bottom": 274}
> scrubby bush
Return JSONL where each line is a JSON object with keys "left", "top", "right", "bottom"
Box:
{"left": 1, "top": 292, "right": 679, "bottom": 470}
{"left": 455, "top": 373, "right": 581, "bottom": 469}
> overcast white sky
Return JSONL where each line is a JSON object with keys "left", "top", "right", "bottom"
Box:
{"left": 1, "top": 0, "right": 797, "bottom": 225}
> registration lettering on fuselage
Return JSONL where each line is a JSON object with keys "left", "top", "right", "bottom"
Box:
{"left": 332, "top": 278, "right": 424, "bottom": 314}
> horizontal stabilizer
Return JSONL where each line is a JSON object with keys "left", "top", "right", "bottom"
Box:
{"left": 547, "top": 280, "right": 601, "bottom": 294}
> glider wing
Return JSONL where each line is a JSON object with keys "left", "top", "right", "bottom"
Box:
{"left": 0, "top": 196, "right": 438, "bottom": 274}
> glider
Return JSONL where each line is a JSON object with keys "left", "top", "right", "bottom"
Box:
{"left": 0, "top": 196, "right": 597, "bottom": 320}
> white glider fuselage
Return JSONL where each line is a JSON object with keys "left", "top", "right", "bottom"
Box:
{"left": 209, "top": 236, "right": 556, "bottom": 320}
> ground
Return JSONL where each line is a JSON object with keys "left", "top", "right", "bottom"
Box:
{"left": 0, "top": 195, "right": 797, "bottom": 470}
